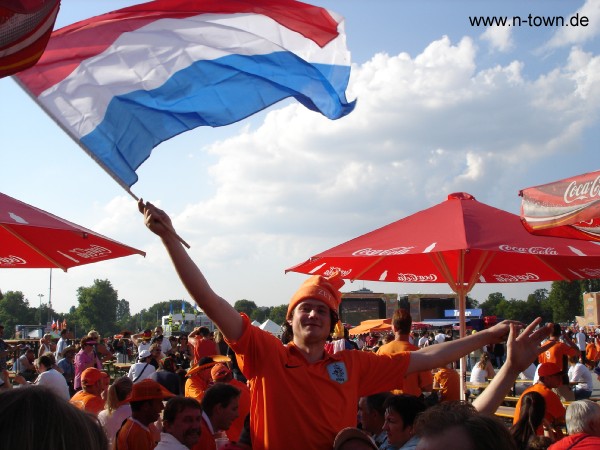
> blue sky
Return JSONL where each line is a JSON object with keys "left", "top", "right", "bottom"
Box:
{"left": 1, "top": 0, "right": 600, "bottom": 315}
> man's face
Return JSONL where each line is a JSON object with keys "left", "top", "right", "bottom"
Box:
{"left": 383, "top": 408, "right": 413, "bottom": 448}
{"left": 147, "top": 398, "right": 165, "bottom": 424}
{"left": 213, "top": 397, "right": 239, "bottom": 431}
{"left": 26, "top": 351, "right": 35, "bottom": 362}
{"left": 290, "top": 299, "right": 331, "bottom": 345}
{"left": 358, "top": 397, "right": 380, "bottom": 435}
{"left": 542, "top": 373, "right": 563, "bottom": 389}
{"left": 164, "top": 406, "right": 202, "bottom": 448}
{"left": 155, "top": 327, "right": 163, "bottom": 335}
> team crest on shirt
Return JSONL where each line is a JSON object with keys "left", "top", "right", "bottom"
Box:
{"left": 326, "top": 361, "right": 348, "bottom": 384}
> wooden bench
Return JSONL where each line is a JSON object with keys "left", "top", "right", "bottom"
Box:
{"left": 495, "top": 405, "right": 515, "bottom": 419}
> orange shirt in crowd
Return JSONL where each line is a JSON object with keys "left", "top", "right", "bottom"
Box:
{"left": 226, "top": 314, "right": 411, "bottom": 450}
{"left": 586, "top": 342, "right": 598, "bottom": 363}
{"left": 433, "top": 367, "right": 460, "bottom": 402}
{"left": 377, "top": 340, "right": 433, "bottom": 397}
{"left": 192, "top": 338, "right": 218, "bottom": 366}
{"left": 113, "top": 417, "right": 156, "bottom": 450}
{"left": 227, "top": 378, "right": 251, "bottom": 442}
{"left": 538, "top": 341, "right": 579, "bottom": 372}
{"left": 513, "top": 383, "right": 566, "bottom": 434}
{"left": 192, "top": 415, "right": 217, "bottom": 450}
{"left": 185, "top": 375, "right": 210, "bottom": 402}
{"left": 70, "top": 390, "right": 105, "bottom": 416}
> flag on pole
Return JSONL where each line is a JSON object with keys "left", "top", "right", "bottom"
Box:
{"left": 15, "top": 0, "right": 355, "bottom": 191}
{"left": 61, "top": 319, "right": 67, "bottom": 330}
{"left": 181, "top": 301, "right": 185, "bottom": 316}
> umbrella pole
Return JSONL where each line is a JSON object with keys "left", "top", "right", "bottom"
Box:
{"left": 458, "top": 288, "right": 467, "bottom": 401}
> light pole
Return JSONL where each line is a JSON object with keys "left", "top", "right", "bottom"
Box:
{"left": 38, "top": 293, "right": 44, "bottom": 325}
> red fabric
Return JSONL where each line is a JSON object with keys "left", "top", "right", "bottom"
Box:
{"left": 226, "top": 314, "right": 411, "bottom": 450}
{"left": 548, "top": 433, "right": 600, "bottom": 449}
{"left": 227, "top": 379, "right": 251, "bottom": 442}
{"left": 287, "top": 192, "right": 600, "bottom": 288}
{"left": 538, "top": 341, "right": 579, "bottom": 372}
{"left": 192, "top": 338, "right": 219, "bottom": 365}
{"left": 192, "top": 416, "right": 216, "bottom": 450}
{"left": 0, "top": 192, "right": 144, "bottom": 270}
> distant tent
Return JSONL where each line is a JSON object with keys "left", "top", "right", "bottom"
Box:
{"left": 260, "top": 319, "right": 282, "bottom": 337}
{"left": 251, "top": 320, "right": 261, "bottom": 327}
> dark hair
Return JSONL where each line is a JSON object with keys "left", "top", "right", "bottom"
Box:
{"left": 551, "top": 323, "right": 562, "bottom": 337}
{"left": 415, "top": 401, "right": 517, "bottom": 450}
{"left": 364, "top": 392, "right": 393, "bottom": 416}
{"left": 392, "top": 309, "right": 412, "bottom": 335}
{"left": 510, "top": 392, "right": 546, "bottom": 450}
{"left": 37, "top": 354, "right": 54, "bottom": 369}
{"left": 163, "top": 397, "right": 202, "bottom": 424}
{"left": 198, "top": 327, "right": 211, "bottom": 337}
{"left": 384, "top": 394, "right": 426, "bottom": 428}
{"left": 201, "top": 382, "right": 240, "bottom": 416}
{"left": 0, "top": 386, "right": 108, "bottom": 450}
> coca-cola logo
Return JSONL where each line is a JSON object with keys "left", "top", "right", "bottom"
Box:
{"left": 352, "top": 247, "right": 414, "bottom": 256}
{"left": 396, "top": 273, "right": 437, "bottom": 282}
{"left": 499, "top": 245, "right": 558, "bottom": 255}
{"left": 564, "top": 176, "right": 600, "bottom": 204}
{"left": 0, "top": 255, "right": 27, "bottom": 266}
{"left": 323, "top": 267, "right": 352, "bottom": 277}
{"left": 492, "top": 273, "right": 540, "bottom": 282}
{"left": 579, "top": 268, "right": 600, "bottom": 277}
{"left": 69, "top": 245, "right": 112, "bottom": 259}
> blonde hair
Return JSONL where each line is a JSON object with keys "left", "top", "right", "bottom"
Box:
{"left": 104, "top": 377, "right": 133, "bottom": 415}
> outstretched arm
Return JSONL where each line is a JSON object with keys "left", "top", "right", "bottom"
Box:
{"left": 408, "top": 319, "right": 522, "bottom": 374}
{"left": 139, "top": 200, "right": 243, "bottom": 341}
{"left": 473, "top": 318, "right": 553, "bottom": 415}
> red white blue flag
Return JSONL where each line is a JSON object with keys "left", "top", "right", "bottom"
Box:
{"left": 15, "top": 0, "right": 355, "bottom": 191}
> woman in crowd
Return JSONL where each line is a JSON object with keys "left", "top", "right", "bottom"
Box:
{"left": 468, "top": 352, "right": 495, "bottom": 397}
{"left": 98, "top": 376, "right": 134, "bottom": 447}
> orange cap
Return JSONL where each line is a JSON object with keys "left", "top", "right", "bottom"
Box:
{"left": 211, "top": 363, "right": 232, "bottom": 381}
{"left": 287, "top": 272, "right": 344, "bottom": 319}
{"left": 81, "top": 367, "right": 108, "bottom": 386}
{"left": 538, "top": 362, "right": 562, "bottom": 377}
{"left": 128, "top": 379, "right": 175, "bottom": 402}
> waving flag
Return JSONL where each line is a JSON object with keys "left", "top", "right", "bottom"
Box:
{"left": 15, "top": 0, "right": 355, "bottom": 192}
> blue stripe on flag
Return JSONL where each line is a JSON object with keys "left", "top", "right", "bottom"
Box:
{"left": 81, "top": 52, "right": 354, "bottom": 187}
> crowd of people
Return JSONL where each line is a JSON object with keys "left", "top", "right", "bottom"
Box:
{"left": 1, "top": 201, "right": 600, "bottom": 450}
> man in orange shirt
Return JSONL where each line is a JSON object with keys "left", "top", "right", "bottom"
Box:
{"left": 193, "top": 383, "right": 241, "bottom": 450}
{"left": 70, "top": 367, "right": 107, "bottom": 415}
{"left": 514, "top": 362, "right": 566, "bottom": 434}
{"left": 377, "top": 309, "right": 433, "bottom": 397}
{"left": 538, "top": 323, "right": 580, "bottom": 401}
{"left": 210, "top": 363, "right": 250, "bottom": 442}
{"left": 115, "top": 378, "right": 175, "bottom": 450}
{"left": 139, "top": 200, "right": 548, "bottom": 450}
{"left": 185, "top": 355, "right": 230, "bottom": 401}
{"left": 432, "top": 363, "right": 461, "bottom": 402}
{"left": 189, "top": 327, "right": 218, "bottom": 365}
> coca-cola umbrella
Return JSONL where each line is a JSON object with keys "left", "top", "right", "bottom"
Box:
{"left": 520, "top": 170, "right": 600, "bottom": 241}
{"left": 286, "top": 192, "right": 600, "bottom": 398}
{"left": 0, "top": 191, "right": 144, "bottom": 270}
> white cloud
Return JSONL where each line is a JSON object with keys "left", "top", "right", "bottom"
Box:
{"left": 544, "top": 0, "right": 600, "bottom": 49}
{"left": 481, "top": 25, "right": 514, "bottom": 52}
{"left": 9, "top": 33, "right": 600, "bottom": 315}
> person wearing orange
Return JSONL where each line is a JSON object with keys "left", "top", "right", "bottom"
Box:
{"left": 189, "top": 327, "right": 218, "bottom": 366}
{"left": 513, "top": 362, "right": 566, "bottom": 435}
{"left": 377, "top": 309, "right": 433, "bottom": 397}
{"left": 585, "top": 337, "right": 599, "bottom": 369}
{"left": 210, "top": 363, "right": 251, "bottom": 442}
{"left": 193, "top": 383, "right": 241, "bottom": 450}
{"left": 432, "top": 363, "right": 461, "bottom": 402}
{"left": 139, "top": 200, "right": 544, "bottom": 450}
{"left": 184, "top": 355, "right": 229, "bottom": 402}
{"left": 538, "top": 323, "right": 580, "bottom": 401}
{"left": 70, "top": 367, "right": 107, "bottom": 415}
{"left": 114, "top": 378, "right": 175, "bottom": 450}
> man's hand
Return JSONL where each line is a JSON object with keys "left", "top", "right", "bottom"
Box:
{"left": 505, "top": 318, "right": 553, "bottom": 374}
{"left": 138, "top": 199, "right": 174, "bottom": 239}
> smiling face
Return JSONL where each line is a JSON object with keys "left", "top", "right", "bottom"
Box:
{"left": 289, "top": 299, "right": 332, "bottom": 345}
{"left": 164, "top": 406, "right": 202, "bottom": 448}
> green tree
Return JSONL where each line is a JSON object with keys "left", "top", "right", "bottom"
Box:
{"left": 0, "top": 291, "right": 36, "bottom": 338}
{"left": 546, "top": 281, "right": 582, "bottom": 323}
{"left": 267, "top": 304, "right": 288, "bottom": 326}
{"left": 73, "top": 279, "right": 119, "bottom": 337}
{"left": 480, "top": 292, "right": 507, "bottom": 317}
{"left": 234, "top": 299, "right": 257, "bottom": 317}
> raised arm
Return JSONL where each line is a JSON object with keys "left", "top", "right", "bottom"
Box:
{"left": 473, "top": 318, "right": 553, "bottom": 415}
{"left": 139, "top": 200, "right": 243, "bottom": 341}
{"left": 407, "top": 320, "right": 523, "bottom": 374}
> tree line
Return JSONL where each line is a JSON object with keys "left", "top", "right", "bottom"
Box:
{"left": 1, "top": 278, "right": 599, "bottom": 339}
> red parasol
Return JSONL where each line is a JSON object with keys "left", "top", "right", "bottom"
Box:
{"left": 287, "top": 192, "right": 600, "bottom": 398}
{"left": 0, "top": 191, "right": 144, "bottom": 271}
{"left": 520, "top": 170, "right": 600, "bottom": 241}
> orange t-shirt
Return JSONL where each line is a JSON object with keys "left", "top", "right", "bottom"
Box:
{"left": 538, "top": 341, "right": 579, "bottom": 372}
{"left": 185, "top": 375, "right": 210, "bottom": 402}
{"left": 433, "top": 368, "right": 460, "bottom": 402}
{"left": 377, "top": 340, "right": 433, "bottom": 397}
{"left": 70, "top": 390, "right": 105, "bottom": 416}
{"left": 586, "top": 342, "right": 598, "bottom": 362}
{"left": 113, "top": 417, "right": 156, "bottom": 450}
{"left": 192, "top": 338, "right": 218, "bottom": 365}
{"left": 227, "top": 378, "right": 251, "bottom": 442}
{"left": 192, "top": 415, "right": 216, "bottom": 450}
{"left": 513, "top": 383, "right": 566, "bottom": 434}
{"left": 226, "top": 314, "right": 411, "bottom": 450}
